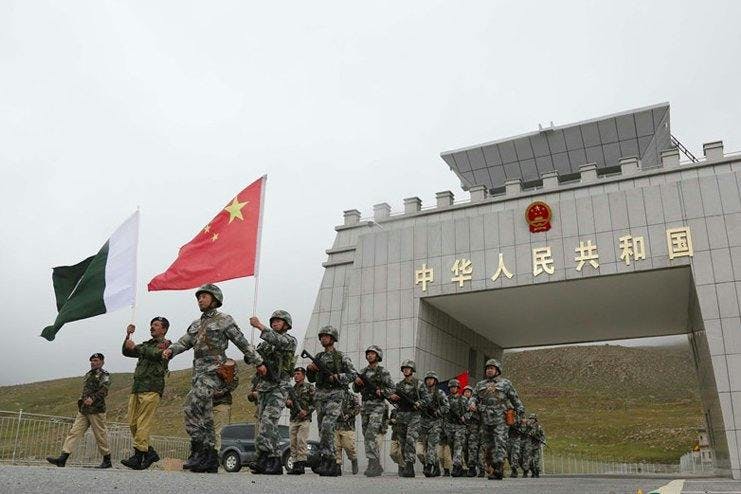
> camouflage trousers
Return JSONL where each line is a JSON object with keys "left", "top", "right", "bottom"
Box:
{"left": 395, "top": 411, "right": 421, "bottom": 464}
{"left": 416, "top": 419, "right": 442, "bottom": 466}
{"left": 315, "top": 388, "right": 344, "bottom": 459}
{"left": 183, "top": 370, "right": 221, "bottom": 448}
{"left": 361, "top": 400, "right": 387, "bottom": 462}
{"left": 465, "top": 422, "right": 480, "bottom": 469}
{"left": 255, "top": 385, "right": 288, "bottom": 457}
{"left": 480, "top": 420, "right": 509, "bottom": 465}
{"left": 446, "top": 423, "right": 466, "bottom": 467}
{"left": 507, "top": 430, "right": 524, "bottom": 469}
{"left": 522, "top": 441, "right": 541, "bottom": 471}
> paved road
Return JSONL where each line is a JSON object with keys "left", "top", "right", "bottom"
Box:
{"left": 1, "top": 465, "right": 739, "bottom": 493}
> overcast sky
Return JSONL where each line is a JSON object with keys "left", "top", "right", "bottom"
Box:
{"left": 1, "top": 1, "right": 739, "bottom": 385}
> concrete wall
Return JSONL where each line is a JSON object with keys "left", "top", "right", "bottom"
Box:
{"left": 302, "top": 141, "right": 741, "bottom": 478}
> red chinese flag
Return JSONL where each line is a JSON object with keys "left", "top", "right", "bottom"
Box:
{"left": 148, "top": 176, "right": 266, "bottom": 291}
{"left": 456, "top": 370, "right": 469, "bottom": 393}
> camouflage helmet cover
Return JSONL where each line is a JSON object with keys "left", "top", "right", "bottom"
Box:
{"left": 485, "top": 358, "right": 502, "bottom": 373}
{"left": 195, "top": 284, "right": 223, "bottom": 307}
{"left": 400, "top": 359, "right": 416, "bottom": 372}
{"left": 424, "top": 371, "right": 439, "bottom": 382}
{"left": 365, "top": 345, "right": 384, "bottom": 362}
{"left": 318, "top": 325, "right": 339, "bottom": 342}
{"left": 463, "top": 385, "right": 474, "bottom": 392}
{"left": 269, "top": 310, "right": 293, "bottom": 329}
{"left": 529, "top": 413, "right": 538, "bottom": 420}
{"left": 448, "top": 378, "right": 461, "bottom": 388}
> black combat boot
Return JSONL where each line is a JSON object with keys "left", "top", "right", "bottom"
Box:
{"left": 477, "top": 466, "right": 485, "bottom": 478}
{"left": 451, "top": 464, "right": 463, "bottom": 477}
{"left": 287, "top": 460, "right": 304, "bottom": 475}
{"left": 466, "top": 465, "right": 476, "bottom": 477}
{"left": 317, "top": 456, "right": 335, "bottom": 476}
{"left": 511, "top": 466, "right": 518, "bottom": 477}
{"left": 121, "top": 449, "right": 145, "bottom": 470}
{"left": 263, "top": 456, "right": 283, "bottom": 475}
{"left": 443, "top": 467, "right": 451, "bottom": 477}
{"left": 46, "top": 452, "right": 69, "bottom": 467}
{"left": 364, "top": 459, "right": 382, "bottom": 477}
{"left": 182, "top": 440, "right": 201, "bottom": 470}
{"left": 397, "top": 464, "right": 403, "bottom": 476}
{"left": 432, "top": 463, "right": 441, "bottom": 477}
{"left": 491, "top": 461, "right": 503, "bottom": 480}
{"left": 401, "top": 461, "right": 415, "bottom": 478}
{"left": 333, "top": 462, "right": 342, "bottom": 476}
{"left": 351, "top": 458, "right": 358, "bottom": 475}
{"left": 423, "top": 462, "right": 433, "bottom": 477}
{"left": 191, "top": 446, "right": 218, "bottom": 473}
{"left": 533, "top": 467, "right": 540, "bottom": 478}
{"left": 140, "top": 446, "right": 160, "bottom": 470}
{"left": 522, "top": 468, "right": 529, "bottom": 477}
{"left": 249, "top": 452, "right": 267, "bottom": 474}
{"left": 96, "top": 455, "right": 112, "bottom": 469}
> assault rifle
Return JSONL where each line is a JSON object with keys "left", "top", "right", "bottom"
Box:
{"left": 357, "top": 372, "right": 398, "bottom": 409}
{"left": 300, "top": 349, "right": 337, "bottom": 381}
{"left": 285, "top": 386, "right": 303, "bottom": 417}
{"left": 392, "top": 387, "right": 420, "bottom": 411}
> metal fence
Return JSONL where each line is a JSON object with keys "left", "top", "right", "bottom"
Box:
{"left": 0, "top": 410, "right": 189, "bottom": 468}
{"left": 541, "top": 448, "right": 716, "bottom": 476}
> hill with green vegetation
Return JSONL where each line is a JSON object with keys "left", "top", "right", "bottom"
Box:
{"left": 0, "top": 344, "right": 703, "bottom": 462}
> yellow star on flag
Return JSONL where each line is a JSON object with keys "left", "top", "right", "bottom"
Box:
{"left": 224, "top": 197, "right": 248, "bottom": 224}
{"left": 203, "top": 225, "right": 210, "bottom": 233}
{"left": 211, "top": 233, "right": 219, "bottom": 242}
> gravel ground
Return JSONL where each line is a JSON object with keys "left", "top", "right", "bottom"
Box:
{"left": 3, "top": 465, "right": 739, "bottom": 494}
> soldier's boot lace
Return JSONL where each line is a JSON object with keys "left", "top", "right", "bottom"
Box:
{"left": 140, "top": 447, "right": 160, "bottom": 470}
{"left": 182, "top": 440, "right": 201, "bottom": 470}
{"left": 95, "top": 455, "right": 112, "bottom": 469}
{"left": 351, "top": 458, "right": 358, "bottom": 475}
{"left": 46, "top": 452, "right": 69, "bottom": 467}
{"left": 121, "top": 449, "right": 145, "bottom": 470}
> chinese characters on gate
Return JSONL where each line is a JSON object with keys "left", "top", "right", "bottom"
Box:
{"left": 414, "top": 226, "right": 694, "bottom": 292}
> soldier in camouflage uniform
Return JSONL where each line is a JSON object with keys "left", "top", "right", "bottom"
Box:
{"left": 47, "top": 353, "right": 112, "bottom": 469}
{"left": 462, "top": 385, "right": 481, "bottom": 477}
{"left": 389, "top": 359, "right": 429, "bottom": 478}
{"left": 162, "top": 284, "right": 265, "bottom": 474}
{"left": 213, "top": 365, "right": 239, "bottom": 452}
{"left": 445, "top": 379, "right": 468, "bottom": 477}
{"left": 522, "top": 413, "right": 545, "bottom": 477}
{"left": 468, "top": 358, "right": 524, "bottom": 480}
{"left": 388, "top": 408, "right": 405, "bottom": 475}
{"left": 305, "top": 325, "right": 357, "bottom": 477}
{"left": 352, "top": 345, "right": 395, "bottom": 477}
{"left": 507, "top": 416, "right": 528, "bottom": 477}
{"left": 121, "top": 317, "right": 171, "bottom": 470}
{"left": 247, "top": 309, "right": 297, "bottom": 475}
{"left": 335, "top": 388, "right": 361, "bottom": 474}
{"left": 416, "top": 371, "right": 449, "bottom": 477}
{"left": 287, "top": 366, "right": 315, "bottom": 475}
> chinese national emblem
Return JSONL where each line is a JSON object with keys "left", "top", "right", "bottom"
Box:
{"left": 525, "top": 201, "right": 552, "bottom": 233}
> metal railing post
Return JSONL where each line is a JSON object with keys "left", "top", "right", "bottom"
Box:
{"left": 11, "top": 409, "right": 23, "bottom": 463}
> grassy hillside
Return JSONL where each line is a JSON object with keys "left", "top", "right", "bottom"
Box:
{"left": 0, "top": 344, "right": 703, "bottom": 462}
{"left": 503, "top": 344, "right": 703, "bottom": 462}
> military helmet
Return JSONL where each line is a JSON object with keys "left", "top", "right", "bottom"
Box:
{"left": 400, "top": 359, "right": 416, "bottom": 372}
{"left": 463, "top": 385, "right": 474, "bottom": 393}
{"left": 195, "top": 284, "right": 223, "bottom": 307}
{"left": 485, "top": 358, "right": 502, "bottom": 374}
{"left": 448, "top": 378, "right": 461, "bottom": 388}
{"left": 529, "top": 413, "right": 538, "bottom": 420}
{"left": 365, "top": 345, "right": 384, "bottom": 362}
{"left": 269, "top": 310, "right": 293, "bottom": 330}
{"left": 424, "top": 371, "right": 439, "bottom": 382}
{"left": 318, "top": 325, "right": 339, "bottom": 342}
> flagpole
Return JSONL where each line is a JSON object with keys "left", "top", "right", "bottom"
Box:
{"left": 130, "top": 206, "right": 141, "bottom": 326}
{"left": 251, "top": 175, "right": 267, "bottom": 344}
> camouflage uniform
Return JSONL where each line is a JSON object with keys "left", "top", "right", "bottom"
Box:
{"left": 507, "top": 419, "right": 527, "bottom": 476}
{"left": 446, "top": 386, "right": 468, "bottom": 473}
{"left": 254, "top": 310, "right": 297, "bottom": 461}
{"left": 394, "top": 361, "right": 430, "bottom": 476}
{"left": 470, "top": 359, "right": 524, "bottom": 479}
{"left": 305, "top": 326, "right": 357, "bottom": 470}
{"left": 353, "top": 346, "right": 395, "bottom": 470}
{"left": 288, "top": 377, "right": 315, "bottom": 466}
{"left": 335, "top": 389, "right": 361, "bottom": 465}
{"left": 462, "top": 386, "right": 482, "bottom": 476}
{"left": 213, "top": 373, "right": 239, "bottom": 451}
{"left": 168, "top": 297, "right": 262, "bottom": 451}
{"left": 416, "top": 372, "right": 449, "bottom": 476}
{"left": 388, "top": 408, "right": 405, "bottom": 469}
{"left": 522, "top": 415, "right": 545, "bottom": 476}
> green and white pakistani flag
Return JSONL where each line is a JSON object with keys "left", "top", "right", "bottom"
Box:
{"left": 42, "top": 211, "right": 139, "bottom": 341}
